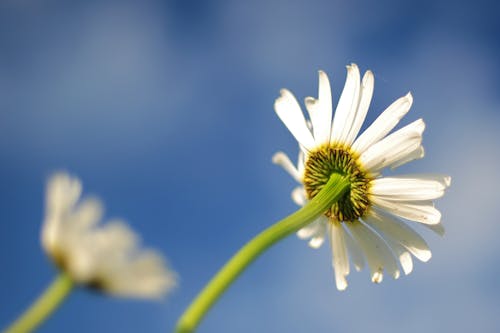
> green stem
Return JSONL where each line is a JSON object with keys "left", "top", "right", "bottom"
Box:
{"left": 175, "top": 173, "right": 350, "bottom": 333}
{"left": 4, "top": 272, "right": 74, "bottom": 333}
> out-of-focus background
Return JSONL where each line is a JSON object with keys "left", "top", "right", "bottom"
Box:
{"left": 0, "top": 0, "right": 499, "bottom": 332}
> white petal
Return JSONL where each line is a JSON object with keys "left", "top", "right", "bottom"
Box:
{"left": 390, "top": 146, "right": 425, "bottom": 169}
{"left": 297, "top": 216, "right": 324, "bottom": 239}
{"left": 104, "top": 251, "right": 176, "bottom": 299}
{"left": 352, "top": 92, "right": 413, "bottom": 154}
{"left": 318, "top": 71, "right": 333, "bottom": 130}
{"left": 385, "top": 239, "right": 414, "bottom": 275}
{"left": 329, "top": 221, "right": 350, "bottom": 291}
{"left": 377, "top": 234, "right": 414, "bottom": 275}
{"left": 304, "top": 71, "right": 333, "bottom": 145}
{"left": 46, "top": 172, "right": 82, "bottom": 217}
{"left": 388, "top": 145, "right": 424, "bottom": 171}
{"left": 291, "top": 187, "right": 307, "bottom": 206}
{"left": 331, "top": 64, "right": 361, "bottom": 144}
{"left": 344, "top": 70, "right": 374, "bottom": 145}
{"left": 309, "top": 234, "right": 326, "bottom": 249}
{"left": 41, "top": 219, "right": 59, "bottom": 253}
{"left": 364, "top": 209, "right": 431, "bottom": 262}
{"left": 304, "top": 97, "right": 320, "bottom": 135}
{"left": 272, "top": 151, "right": 302, "bottom": 182}
{"left": 275, "top": 89, "right": 316, "bottom": 150}
{"left": 345, "top": 220, "right": 400, "bottom": 282}
{"left": 98, "top": 221, "right": 139, "bottom": 255}
{"left": 399, "top": 251, "right": 413, "bottom": 275}
{"left": 70, "top": 245, "right": 98, "bottom": 283}
{"left": 371, "top": 175, "right": 450, "bottom": 201}
{"left": 297, "top": 216, "right": 328, "bottom": 249}
{"left": 43, "top": 173, "right": 84, "bottom": 254}
{"left": 297, "top": 149, "right": 306, "bottom": 175}
{"left": 88, "top": 224, "right": 176, "bottom": 299}
{"left": 424, "top": 223, "right": 446, "bottom": 236}
{"left": 360, "top": 119, "right": 425, "bottom": 172}
{"left": 70, "top": 198, "right": 103, "bottom": 231}
{"left": 362, "top": 138, "right": 422, "bottom": 173}
{"left": 344, "top": 229, "right": 365, "bottom": 271}
{"left": 309, "top": 220, "right": 327, "bottom": 249}
{"left": 387, "top": 174, "right": 451, "bottom": 188}
{"left": 372, "top": 197, "right": 441, "bottom": 225}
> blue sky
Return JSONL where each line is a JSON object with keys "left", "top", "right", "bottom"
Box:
{"left": 0, "top": 0, "right": 499, "bottom": 332}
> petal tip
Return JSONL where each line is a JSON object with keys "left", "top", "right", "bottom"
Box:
{"left": 304, "top": 96, "right": 317, "bottom": 107}
{"left": 371, "top": 271, "right": 383, "bottom": 284}
{"left": 336, "top": 280, "right": 348, "bottom": 291}
{"left": 317, "top": 71, "right": 331, "bottom": 92}
{"left": 362, "top": 70, "right": 374, "bottom": 85}
{"left": 271, "top": 151, "right": 285, "bottom": 164}
{"left": 308, "top": 236, "right": 325, "bottom": 249}
{"left": 335, "top": 271, "right": 349, "bottom": 291}
{"left": 420, "top": 250, "right": 432, "bottom": 262}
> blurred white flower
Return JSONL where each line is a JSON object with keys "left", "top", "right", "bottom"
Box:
{"left": 273, "top": 64, "right": 450, "bottom": 290}
{"left": 41, "top": 172, "right": 176, "bottom": 299}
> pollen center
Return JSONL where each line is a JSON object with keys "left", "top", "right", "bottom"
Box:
{"left": 303, "top": 144, "right": 371, "bottom": 222}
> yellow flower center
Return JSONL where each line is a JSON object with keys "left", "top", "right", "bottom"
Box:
{"left": 303, "top": 144, "right": 372, "bottom": 222}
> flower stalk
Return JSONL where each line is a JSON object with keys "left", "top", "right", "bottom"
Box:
{"left": 175, "top": 173, "right": 350, "bottom": 333}
{"left": 4, "top": 272, "right": 73, "bottom": 333}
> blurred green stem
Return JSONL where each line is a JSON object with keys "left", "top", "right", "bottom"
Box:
{"left": 175, "top": 173, "right": 349, "bottom": 333}
{"left": 4, "top": 272, "right": 73, "bottom": 333}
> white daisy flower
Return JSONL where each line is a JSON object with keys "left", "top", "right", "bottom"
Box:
{"left": 273, "top": 64, "right": 451, "bottom": 290}
{"left": 41, "top": 172, "right": 177, "bottom": 299}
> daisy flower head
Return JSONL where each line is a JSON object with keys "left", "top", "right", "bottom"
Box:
{"left": 273, "top": 64, "right": 450, "bottom": 290}
{"left": 41, "top": 172, "right": 177, "bottom": 299}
